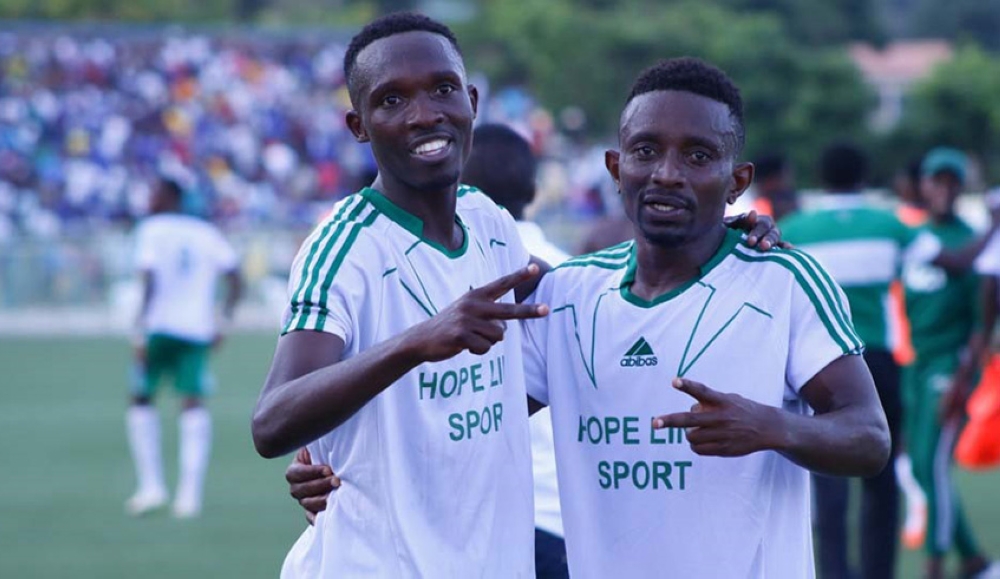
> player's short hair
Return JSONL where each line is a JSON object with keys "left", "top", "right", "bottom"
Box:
{"left": 752, "top": 154, "right": 788, "bottom": 182}
{"left": 626, "top": 57, "right": 745, "bottom": 154}
{"left": 343, "top": 12, "right": 461, "bottom": 103}
{"left": 820, "top": 142, "right": 868, "bottom": 192}
{"left": 463, "top": 124, "right": 537, "bottom": 221}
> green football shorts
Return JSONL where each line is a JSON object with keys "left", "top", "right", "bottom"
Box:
{"left": 137, "top": 334, "right": 213, "bottom": 398}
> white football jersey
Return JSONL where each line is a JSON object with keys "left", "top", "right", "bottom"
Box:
{"left": 280, "top": 186, "right": 534, "bottom": 578}
{"left": 515, "top": 220, "right": 571, "bottom": 538}
{"left": 522, "top": 230, "right": 863, "bottom": 579}
{"left": 134, "top": 213, "right": 238, "bottom": 343}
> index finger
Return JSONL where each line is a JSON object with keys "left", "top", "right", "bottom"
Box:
{"left": 481, "top": 301, "right": 550, "bottom": 320}
{"left": 474, "top": 263, "right": 541, "bottom": 301}
{"left": 652, "top": 411, "right": 714, "bottom": 429}
{"left": 672, "top": 377, "right": 725, "bottom": 404}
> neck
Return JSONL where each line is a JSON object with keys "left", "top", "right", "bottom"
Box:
{"left": 629, "top": 225, "right": 727, "bottom": 301}
{"left": 372, "top": 174, "right": 461, "bottom": 249}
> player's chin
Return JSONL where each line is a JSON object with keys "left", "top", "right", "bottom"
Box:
{"left": 641, "top": 227, "right": 690, "bottom": 248}
{"left": 410, "top": 167, "right": 462, "bottom": 193}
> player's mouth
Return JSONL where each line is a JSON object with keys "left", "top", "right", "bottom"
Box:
{"left": 642, "top": 194, "right": 692, "bottom": 220}
{"left": 410, "top": 136, "right": 453, "bottom": 162}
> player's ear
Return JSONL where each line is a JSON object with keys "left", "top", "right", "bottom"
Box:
{"left": 346, "top": 109, "right": 369, "bottom": 143}
{"left": 468, "top": 84, "right": 479, "bottom": 119}
{"left": 728, "top": 161, "right": 754, "bottom": 205}
{"left": 605, "top": 150, "right": 621, "bottom": 192}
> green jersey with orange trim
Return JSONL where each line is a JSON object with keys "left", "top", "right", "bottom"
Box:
{"left": 522, "top": 229, "right": 862, "bottom": 578}
{"left": 280, "top": 185, "right": 534, "bottom": 578}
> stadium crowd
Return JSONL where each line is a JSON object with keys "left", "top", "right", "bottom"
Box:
{"left": 0, "top": 28, "right": 615, "bottom": 242}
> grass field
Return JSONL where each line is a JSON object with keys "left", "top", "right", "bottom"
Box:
{"left": 2, "top": 334, "right": 999, "bottom": 578}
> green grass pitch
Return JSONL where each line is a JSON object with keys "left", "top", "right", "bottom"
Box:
{"left": 1, "top": 334, "right": 998, "bottom": 577}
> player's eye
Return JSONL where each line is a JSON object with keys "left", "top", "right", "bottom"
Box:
{"left": 633, "top": 145, "right": 656, "bottom": 159}
{"left": 688, "top": 150, "right": 712, "bottom": 163}
{"left": 381, "top": 95, "right": 402, "bottom": 107}
{"left": 436, "top": 84, "right": 457, "bottom": 96}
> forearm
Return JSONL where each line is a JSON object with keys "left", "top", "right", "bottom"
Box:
{"left": 252, "top": 331, "right": 423, "bottom": 458}
{"left": 933, "top": 225, "right": 998, "bottom": 273}
{"left": 770, "top": 405, "right": 890, "bottom": 477}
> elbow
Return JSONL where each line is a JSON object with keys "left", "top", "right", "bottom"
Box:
{"left": 856, "top": 417, "right": 892, "bottom": 478}
{"left": 252, "top": 409, "right": 288, "bottom": 459}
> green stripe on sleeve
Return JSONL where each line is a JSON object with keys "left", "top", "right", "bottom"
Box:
{"left": 784, "top": 248, "right": 864, "bottom": 352}
{"left": 311, "top": 208, "right": 381, "bottom": 332}
{"left": 288, "top": 196, "right": 361, "bottom": 307}
{"left": 288, "top": 199, "right": 370, "bottom": 330}
{"left": 732, "top": 250, "right": 857, "bottom": 354}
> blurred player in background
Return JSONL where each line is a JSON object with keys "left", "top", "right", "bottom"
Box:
{"left": 904, "top": 149, "right": 1000, "bottom": 579}
{"left": 127, "top": 177, "right": 242, "bottom": 518}
{"left": 781, "top": 142, "right": 935, "bottom": 579}
{"left": 461, "top": 123, "right": 570, "bottom": 577}
{"left": 739, "top": 152, "right": 799, "bottom": 221}
{"left": 891, "top": 157, "right": 931, "bottom": 551}
{"left": 782, "top": 144, "right": 999, "bottom": 578}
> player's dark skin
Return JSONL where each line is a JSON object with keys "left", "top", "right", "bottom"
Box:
{"left": 608, "top": 90, "right": 888, "bottom": 477}
{"left": 251, "top": 32, "right": 550, "bottom": 459}
{"left": 254, "top": 31, "right": 784, "bottom": 461}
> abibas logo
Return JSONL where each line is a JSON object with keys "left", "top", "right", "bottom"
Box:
{"left": 621, "top": 337, "right": 658, "bottom": 367}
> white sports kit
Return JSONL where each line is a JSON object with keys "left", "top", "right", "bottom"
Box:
{"left": 134, "top": 213, "right": 238, "bottom": 342}
{"left": 280, "top": 186, "right": 535, "bottom": 578}
{"left": 522, "top": 230, "right": 863, "bottom": 578}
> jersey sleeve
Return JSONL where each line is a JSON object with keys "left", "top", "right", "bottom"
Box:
{"left": 785, "top": 251, "right": 865, "bottom": 392}
{"left": 280, "top": 223, "right": 380, "bottom": 346}
{"left": 211, "top": 227, "right": 239, "bottom": 272}
{"left": 974, "top": 230, "right": 1000, "bottom": 276}
{"left": 521, "top": 280, "right": 552, "bottom": 406}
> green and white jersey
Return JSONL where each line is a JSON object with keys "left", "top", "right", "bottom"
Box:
{"left": 780, "top": 194, "right": 940, "bottom": 350}
{"left": 134, "top": 213, "right": 239, "bottom": 343}
{"left": 522, "top": 230, "right": 862, "bottom": 578}
{"left": 903, "top": 218, "right": 979, "bottom": 360}
{"left": 280, "top": 186, "right": 534, "bottom": 578}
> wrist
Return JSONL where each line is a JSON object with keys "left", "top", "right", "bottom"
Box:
{"left": 391, "top": 327, "right": 432, "bottom": 368}
{"left": 763, "top": 406, "right": 792, "bottom": 453}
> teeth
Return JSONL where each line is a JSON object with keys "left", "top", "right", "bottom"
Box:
{"left": 414, "top": 139, "right": 448, "bottom": 155}
{"left": 651, "top": 203, "right": 673, "bottom": 212}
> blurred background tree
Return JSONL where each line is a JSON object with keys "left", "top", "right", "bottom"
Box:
{"left": 887, "top": 45, "right": 1000, "bottom": 182}
{"left": 458, "top": 0, "right": 875, "bottom": 184}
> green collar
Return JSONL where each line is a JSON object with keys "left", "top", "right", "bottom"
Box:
{"left": 360, "top": 187, "right": 468, "bottom": 258}
{"left": 619, "top": 228, "right": 741, "bottom": 308}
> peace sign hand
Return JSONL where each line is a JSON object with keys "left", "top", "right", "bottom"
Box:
{"left": 409, "top": 264, "right": 549, "bottom": 363}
